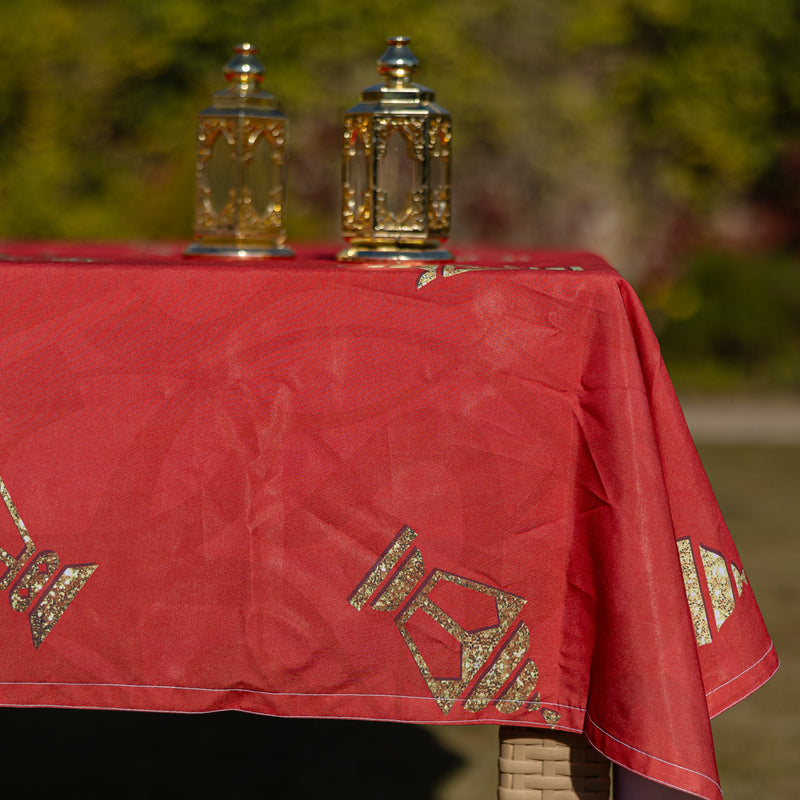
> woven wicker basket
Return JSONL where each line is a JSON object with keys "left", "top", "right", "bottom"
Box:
{"left": 498, "top": 727, "right": 611, "bottom": 800}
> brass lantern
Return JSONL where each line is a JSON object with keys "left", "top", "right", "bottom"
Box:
{"left": 338, "top": 36, "right": 452, "bottom": 262}
{"left": 185, "top": 43, "right": 293, "bottom": 258}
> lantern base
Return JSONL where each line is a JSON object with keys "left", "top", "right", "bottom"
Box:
{"left": 185, "top": 242, "right": 295, "bottom": 259}
{"left": 337, "top": 245, "right": 452, "bottom": 263}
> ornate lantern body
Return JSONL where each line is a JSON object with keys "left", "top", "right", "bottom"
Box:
{"left": 186, "top": 44, "right": 293, "bottom": 258}
{"left": 338, "top": 36, "right": 452, "bottom": 262}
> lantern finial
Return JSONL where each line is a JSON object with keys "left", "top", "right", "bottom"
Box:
{"left": 223, "top": 43, "right": 265, "bottom": 96}
{"left": 378, "top": 37, "right": 419, "bottom": 86}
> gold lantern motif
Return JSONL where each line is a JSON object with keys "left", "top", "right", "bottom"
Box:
{"left": 338, "top": 36, "right": 452, "bottom": 262}
{"left": 186, "top": 43, "right": 293, "bottom": 258}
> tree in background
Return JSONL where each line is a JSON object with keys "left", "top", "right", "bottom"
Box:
{"left": 1, "top": 0, "right": 799, "bottom": 283}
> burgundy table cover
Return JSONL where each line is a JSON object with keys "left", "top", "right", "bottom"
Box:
{"left": 0, "top": 242, "right": 777, "bottom": 799}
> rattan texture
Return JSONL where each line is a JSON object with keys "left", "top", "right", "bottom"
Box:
{"left": 498, "top": 727, "right": 611, "bottom": 800}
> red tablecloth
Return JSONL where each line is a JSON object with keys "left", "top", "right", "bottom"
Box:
{"left": 0, "top": 242, "right": 777, "bottom": 799}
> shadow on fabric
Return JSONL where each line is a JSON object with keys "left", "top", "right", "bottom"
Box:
{"left": 0, "top": 709, "right": 463, "bottom": 798}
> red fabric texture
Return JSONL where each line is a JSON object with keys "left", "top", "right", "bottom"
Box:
{"left": 0, "top": 242, "right": 777, "bottom": 799}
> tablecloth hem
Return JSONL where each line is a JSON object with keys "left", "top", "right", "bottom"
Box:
{"left": 584, "top": 714, "right": 722, "bottom": 800}
{"left": 706, "top": 641, "right": 779, "bottom": 718}
{"left": 0, "top": 681, "right": 589, "bottom": 730}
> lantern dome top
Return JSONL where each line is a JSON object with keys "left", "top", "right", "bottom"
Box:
{"left": 205, "top": 43, "right": 278, "bottom": 112}
{"left": 378, "top": 36, "right": 419, "bottom": 86}
{"left": 356, "top": 35, "right": 444, "bottom": 109}
{"left": 222, "top": 43, "right": 269, "bottom": 98}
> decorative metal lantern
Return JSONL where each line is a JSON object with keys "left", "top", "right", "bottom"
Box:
{"left": 186, "top": 43, "right": 293, "bottom": 258}
{"left": 338, "top": 36, "right": 452, "bottom": 262}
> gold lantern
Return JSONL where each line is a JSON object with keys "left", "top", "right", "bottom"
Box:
{"left": 186, "top": 43, "right": 293, "bottom": 258}
{"left": 338, "top": 36, "right": 452, "bottom": 262}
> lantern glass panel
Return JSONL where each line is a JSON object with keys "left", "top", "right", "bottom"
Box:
{"left": 429, "top": 154, "right": 446, "bottom": 196}
{"left": 208, "top": 132, "right": 234, "bottom": 217}
{"left": 349, "top": 136, "right": 369, "bottom": 214}
{"left": 250, "top": 134, "right": 276, "bottom": 219}
{"left": 380, "top": 129, "right": 416, "bottom": 220}
{"left": 429, "top": 155, "right": 448, "bottom": 221}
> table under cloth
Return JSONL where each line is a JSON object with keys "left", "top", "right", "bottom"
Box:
{"left": 0, "top": 241, "right": 777, "bottom": 799}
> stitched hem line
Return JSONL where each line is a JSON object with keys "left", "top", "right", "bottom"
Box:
{"left": 705, "top": 640, "right": 777, "bottom": 700}
{"left": 585, "top": 712, "right": 722, "bottom": 797}
{"left": 0, "top": 680, "right": 585, "bottom": 711}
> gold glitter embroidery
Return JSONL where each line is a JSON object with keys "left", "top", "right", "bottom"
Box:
{"left": 29, "top": 563, "right": 98, "bottom": 648}
{"left": 701, "top": 546, "right": 736, "bottom": 630}
{"left": 371, "top": 548, "right": 425, "bottom": 611}
{"left": 541, "top": 708, "right": 562, "bottom": 728}
{"left": 0, "top": 476, "right": 36, "bottom": 590}
{"left": 395, "top": 569, "right": 526, "bottom": 714}
{"left": 10, "top": 550, "right": 60, "bottom": 612}
{"left": 442, "top": 264, "right": 478, "bottom": 278}
{"left": 28, "top": 564, "right": 98, "bottom": 648}
{"left": 416, "top": 263, "right": 587, "bottom": 287}
{"left": 731, "top": 563, "right": 748, "bottom": 597}
{"left": 492, "top": 662, "right": 561, "bottom": 726}
{"left": 350, "top": 525, "right": 559, "bottom": 721}
{"left": 464, "top": 622, "right": 530, "bottom": 711}
{"left": 349, "top": 525, "right": 418, "bottom": 610}
{"left": 416, "top": 268, "right": 439, "bottom": 289}
{"left": 0, "top": 474, "right": 98, "bottom": 648}
{"left": 495, "top": 659, "right": 539, "bottom": 714}
{"left": 677, "top": 538, "right": 712, "bottom": 646}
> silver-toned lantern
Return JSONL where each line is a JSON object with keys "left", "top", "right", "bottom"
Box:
{"left": 186, "top": 43, "right": 293, "bottom": 258}
{"left": 338, "top": 36, "right": 452, "bottom": 262}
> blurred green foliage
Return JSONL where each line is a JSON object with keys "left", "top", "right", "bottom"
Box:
{"left": 644, "top": 250, "right": 800, "bottom": 391}
{"left": 2, "top": 1, "right": 799, "bottom": 254}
